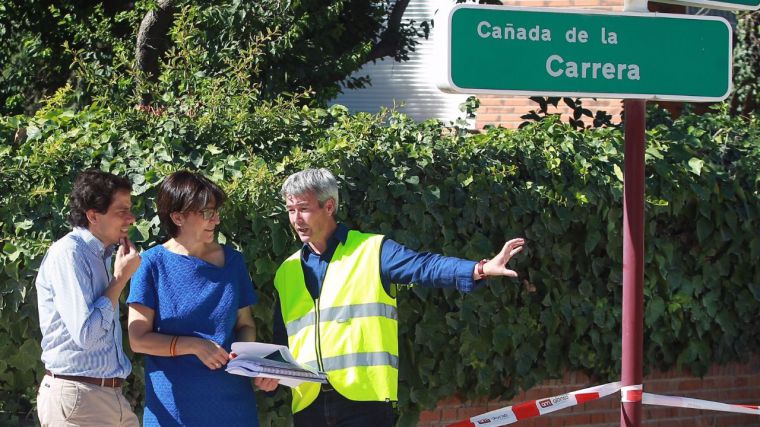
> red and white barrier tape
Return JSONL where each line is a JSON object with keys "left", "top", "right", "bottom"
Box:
{"left": 447, "top": 381, "right": 760, "bottom": 426}
{"left": 447, "top": 381, "right": 622, "bottom": 427}
{"left": 643, "top": 392, "right": 760, "bottom": 416}
{"left": 621, "top": 385, "right": 643, "bottom": 402}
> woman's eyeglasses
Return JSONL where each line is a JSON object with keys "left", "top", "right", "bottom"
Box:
{"left": 198, "top": 208, "right": 220, "bottom": 220}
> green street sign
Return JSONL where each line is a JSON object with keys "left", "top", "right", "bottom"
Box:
{"left": 435, "top": 5, "right": 732, "bottom": 101}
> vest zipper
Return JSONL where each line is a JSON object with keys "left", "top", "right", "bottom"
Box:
{"left": 314, "top": 248, "right": 335, "bottom": 374}
{"left": 312, "top": 237, "right": 346, "bottom": 374}
{"left": 314, "top": 297, "right": 324, "bottom": 372}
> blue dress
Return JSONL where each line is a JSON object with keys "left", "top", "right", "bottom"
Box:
{"left": 127, "top": 244, "right": 260, "bottom": 426}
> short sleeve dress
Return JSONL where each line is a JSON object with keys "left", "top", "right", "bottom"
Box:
{"left": 127, "top": 244, "right": 260, "bottom": 426}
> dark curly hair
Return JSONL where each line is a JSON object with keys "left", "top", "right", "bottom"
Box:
{"left": 68, "top": 170, "right": 132, "bottom": 228}
{"left": 157, "top": 171, "right": 226, "bottom": 238}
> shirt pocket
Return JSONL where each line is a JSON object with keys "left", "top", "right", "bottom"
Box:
{"left": 60, "top": 380, "right": 82, "bottom": 421}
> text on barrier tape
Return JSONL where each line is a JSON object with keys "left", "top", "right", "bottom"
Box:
{"left": 643, "top": 393, "right": 760, "bottom": 416}
{"left": 621, "top": 385, "right": 643, "bottom": 402}
{"left": 447, "top": 381, "right": 622, "bottom": 427}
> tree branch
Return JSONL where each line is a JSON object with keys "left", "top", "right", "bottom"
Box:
{"left": 135, "top": 0, "right": 176, "bottom": 106}
{"left": 366, "top": 0, "right": 411, "bottom": 63}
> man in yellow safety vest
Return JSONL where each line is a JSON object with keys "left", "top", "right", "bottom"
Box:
{"left": 273, "top": 168, "right": 525, "bottom": 427}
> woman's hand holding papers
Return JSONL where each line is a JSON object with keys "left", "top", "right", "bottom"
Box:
{"left": 189, "top": 338, "right": 230, "bottom": 370}
{"left": 231, "top": 351, "right": 279, "bottom": 391}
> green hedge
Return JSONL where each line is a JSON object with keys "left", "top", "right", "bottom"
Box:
{"left": 1, "top": 100, "right": 759, "bottom": 426}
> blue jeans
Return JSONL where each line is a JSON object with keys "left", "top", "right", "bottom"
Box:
{"left": 293, "top": 388, "right": 395, "bottom": 427}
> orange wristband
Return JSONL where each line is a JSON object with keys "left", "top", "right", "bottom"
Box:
{"left": 477, "top": 259, "right": 489, "bottom": 279}
{"left": 170, "top": 336, "right": 179, "bottom": 357}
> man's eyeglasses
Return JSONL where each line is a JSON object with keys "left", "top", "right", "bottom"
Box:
{"left": 199, "top": 208, "right": 220, "bottom": 220}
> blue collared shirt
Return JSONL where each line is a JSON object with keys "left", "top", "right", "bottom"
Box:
{"left": 273, "top": 224, "right": 479, "bottom": 345}
{"left": 36, "top": 227, "right": 131, "bottom": 378}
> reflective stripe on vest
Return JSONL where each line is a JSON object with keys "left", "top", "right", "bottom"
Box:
{"left": 274, "top": 231, "right": 398, "bottom": 414}
{"left": 286, "top": 302, "right": 398, "bottom": 337}
{"left": 302, "top": 351, "right": 400, "bottom": 371}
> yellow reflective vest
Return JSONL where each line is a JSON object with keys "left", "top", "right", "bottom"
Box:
{"left": 274, "top": 231, "right": 398, "bottom": 413}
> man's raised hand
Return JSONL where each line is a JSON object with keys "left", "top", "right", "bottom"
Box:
{"left": 483, "top": 238, "right": 525, "bottom": 278}
{"left": 113, "top": 237, "right": 141, "bottom": 286}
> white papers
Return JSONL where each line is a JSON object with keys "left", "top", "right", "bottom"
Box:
{"left": 226, "top": 342, "right": 328, "bottom": 388}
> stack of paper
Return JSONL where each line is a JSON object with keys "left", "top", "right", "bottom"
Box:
{"left": 226, "top": 342, "right": 328, "bottom": 388}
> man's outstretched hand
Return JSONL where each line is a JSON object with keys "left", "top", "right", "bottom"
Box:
{"left": 482, "top": 238, "right": 525, "bottom": 278}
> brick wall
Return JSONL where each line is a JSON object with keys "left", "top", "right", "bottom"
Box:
{"left": 475, "top": 95, "right": 624, "bottom": 130}
{"left": 418, "top": 353, "right": 760, "bottom": 426}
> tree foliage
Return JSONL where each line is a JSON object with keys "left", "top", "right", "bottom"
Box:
{"left": 0, "top": 0, "right": 135, "bottom": 115}
{"left": 0, "top": 0, "right": 426, "bottom": 115}
{"left": 161, "top": 0, "right": 424, "bottom": 103}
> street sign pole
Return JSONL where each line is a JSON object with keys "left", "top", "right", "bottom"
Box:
{"left": 621, "top": 98, "right": 645, "bottom": 427}
{"left": 620, "top": 0, "right": 647, "bottom": 424}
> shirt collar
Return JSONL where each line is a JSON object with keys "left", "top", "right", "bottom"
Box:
{"left": 73, "top": 227, "right": 115, "bottom": 259}
{"left": 301, "top": 223, "right": 349, "bottom": 258}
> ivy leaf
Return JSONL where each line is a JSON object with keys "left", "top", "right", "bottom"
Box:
{"left": 613, "top": 164, "right": 624, "bottom": 182}
{"left": 688, "top": 157, "right": 704, "bottom": 176}
{"left": 26, "top": 126, "right": 41, "bottom": 141}
{"left": 702, "top": 290, "right": 720, "bottom": 318}
{"left": 2, "top": 243, "right": 20, "bottom": 262}
{"left": 270, "top": 225, "right": 288, "bottom": 256}
{"left": 696, "top": 218, "right": 713, "bottom": 243}
{"left": 544, "top": 335, "right": 561, "bottom": 368}
{"left": 134, "top": 220, "right": 152, "bottom": 242}
{"left": 645, "top": 296, "right": 665, "bottom": 326}
{"left": 14, "top": 220, "right": 34, "bottom": 234}
{"left": 646, "top": 146, "right": 664, "bottom": 160}
{"left": 585, "top": 230, "right": 601, "bottom": 254}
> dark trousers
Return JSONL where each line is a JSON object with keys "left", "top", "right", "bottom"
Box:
{"left": 293, "top": 387, "right": 395, "bottom": 427}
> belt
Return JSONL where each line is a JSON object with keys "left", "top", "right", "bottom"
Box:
{"left": 45, "top": 370, "right": 124, "bottom": 388}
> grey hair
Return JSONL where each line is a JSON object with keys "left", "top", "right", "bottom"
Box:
{"left": 281, "top": 168, "right": 339, "bottom": 212}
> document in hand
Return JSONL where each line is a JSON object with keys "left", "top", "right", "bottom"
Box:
{"left": 226, "top": 342, "right": 328, "bottom": 388}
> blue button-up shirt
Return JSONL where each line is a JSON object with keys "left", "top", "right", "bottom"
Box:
{"left": 273, "top": 224, "right": 479, "bottom": 345}
{"left": 36, "top": 227, "right": 131, "bottom": 378}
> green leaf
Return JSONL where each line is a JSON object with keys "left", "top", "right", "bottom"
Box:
{"left": 134, "top": 220, "right": 151, "bottom": 242}
{"left": 585, "top": 230, "right": 601, "bottom": 254}
{"left": 687, "top": 157, "right": 704, "bottom": 176}
{"left": 696, "top": 218, "right": 713, "bottom": 243}
{"left": 645, "top": 296, "right": 665, "bottom": 326}
{"left": 2, "top": 243, "right": 17, "bottom": 254}
{"left": 13, "top": 220, "right": 33, "bottom": 231}
{"left": 26, "top": 126, "right": 41, "bottom": 141}
{"left": 207, "top": 144, "right": 223, "bottom": 155}
{"left": 613, "top": 164, "right": 624, "bottom": 182}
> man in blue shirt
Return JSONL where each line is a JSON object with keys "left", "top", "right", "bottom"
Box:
{"left": 35, "top": 170, "right": 142, "bottom": 427}
{"left": 273, "top": 168, "right": 524, "bottom": 427}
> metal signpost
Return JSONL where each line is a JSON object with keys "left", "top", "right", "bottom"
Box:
{"left": 434, "top": 3, "right": 736, "bottom": 427}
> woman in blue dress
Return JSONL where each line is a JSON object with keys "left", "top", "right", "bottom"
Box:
{"left": 127, "top": 171, "right": 277, "bottom": 426}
